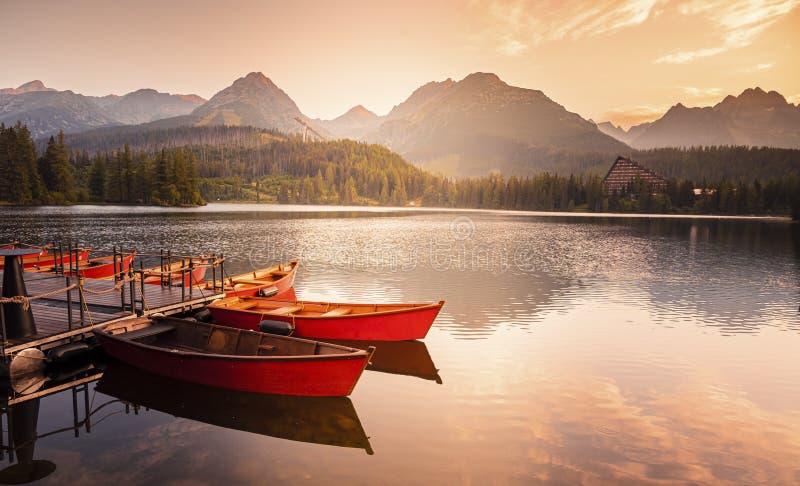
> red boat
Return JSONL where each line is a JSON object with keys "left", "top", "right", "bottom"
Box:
{"left": 196, "top": 259, "right": 299, "bottom": 300}
{"left": 32, "top": 252, "right": 136, "bottom": 279}
{"left": 93, "top": 316, "right": 373, "bottom": 396}
{"left": 74, "top": 252, "right": 136, "bottom": 279}
{"left": 0, "top": 248, "right": 91, "bottom": 270}
{"left": 207, "top": 297, "right": 445, "bottom": 341}
{"left": 142, "top": 256, "right": 210, "bottom": 286}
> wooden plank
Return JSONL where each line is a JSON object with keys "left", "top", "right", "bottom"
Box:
{"left": 8, "top": 372, "right": 104, "bottom": 405}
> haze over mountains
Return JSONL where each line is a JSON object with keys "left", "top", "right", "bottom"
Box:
{"left": 4, "top": 73, "right": 800, "bottom": 177}
{"left": 597, "top": 87, "right": 800, "bottom": 149}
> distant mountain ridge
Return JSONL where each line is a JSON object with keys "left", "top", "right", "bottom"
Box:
{"left": 189, "top": 72, "right": 311, "bottom": 134}
{"left": 0, "top": 80, "right": 56, "bottom": 95}
{"left": 599, "top": 87, "right": 800, "bottom": 149}
{"left": 316, "top": 104, "right": 380, "bottom": 138}
{"left": 359, "top": 72, "right": 629, "bottom": 176}
{"left": 0, "top": 80, "right": 205, "bottom": 137}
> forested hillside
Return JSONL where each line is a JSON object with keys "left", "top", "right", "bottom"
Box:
{"left": 4, "top": 123, "right": 799, "bottom": 218}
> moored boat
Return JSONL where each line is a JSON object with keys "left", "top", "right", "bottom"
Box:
{"left": 207, "top": 297, "right": 445, "bottom": 341}
{"left": 197, "top": 259, "right": 299, "bottom": 299}
{"left": 31, "top": 251, "right": 136, "bottom": 279}
{"left": 96, "top": 360, "right": 373, "bottom": 453}
{"left": 0, "top": 248, "right": 91, "bottom": 270}
{"left": 141, "top": 256, "right": 210, "bottom": 286}
{"left": 93, "top": 315, "right": 373, "bottom": 396}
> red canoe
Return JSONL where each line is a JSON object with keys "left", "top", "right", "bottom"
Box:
{"left": 93, "top": 316, "right": 373, "bottom": 396}
{"left": 207, "top": 297, "right": 445, "bottom": 341}
{"left": 196, "top": 259, "right": 299, "bottom": 300}
{"left": 142, "top": 256, "right": 209, "bottom": 286}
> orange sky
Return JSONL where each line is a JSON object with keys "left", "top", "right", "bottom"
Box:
{"left": 2, "top": 0, "right": 799, "bottom": 128}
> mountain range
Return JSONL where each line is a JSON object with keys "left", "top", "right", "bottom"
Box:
{"left": 597, "top": 87, "right": 800, "bottom": 149}
{"left": 0, "top": 81, "right": 205, "bottom": 137}
{"left": 4, "top": 74, "right": 799, "bottom": 176}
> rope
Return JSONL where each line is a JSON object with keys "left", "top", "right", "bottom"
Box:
{"left": 0, "top": 283, "right": 78, "bottom": 310}
{"left": 78, "top": 284, "right": 94, "bottom": 326}
{"left": 81, "top": 277, "right": 133, "bottom": 295}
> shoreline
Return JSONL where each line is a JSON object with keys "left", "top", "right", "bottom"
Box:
{"left": 1, "top": 202, "right": 794, "bottom": 222}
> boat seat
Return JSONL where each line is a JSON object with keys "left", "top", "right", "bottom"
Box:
{"left": 123, "top": 323, "right": 176, "bottom": 340}
{"left": 264, "top": 305, "right": 302, "bottom": 316}
{"left": 320, "top": 308, "right": 351, "bottom": 317}
{"left": 270, "top": 270, "right": 290, "bottom": 277}
{"left": 232, "top": 278, "right": 269, "bottom": 286}
{"left": 226, "top": 301, "right": 259, "bottom": 310}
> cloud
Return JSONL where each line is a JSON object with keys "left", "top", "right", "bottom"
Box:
{"left": 655, "top": 0, "right": 800, "bottom": 64}
{"left": 472, "top": 0, "right": 660, "bottom": 56}
{"left": 787, "top": 94, "right": 800, "bottom": 105}
{"left": 749, "top": 62, "right": 775, "bottom": 71}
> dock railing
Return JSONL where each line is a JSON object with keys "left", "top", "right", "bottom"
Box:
{"left": 0, "top": 241, "right": 228, "bottom": 359}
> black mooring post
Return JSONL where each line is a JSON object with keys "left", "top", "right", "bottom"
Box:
{"left": 0, "top": 250, "right": 39, "bottom": 340}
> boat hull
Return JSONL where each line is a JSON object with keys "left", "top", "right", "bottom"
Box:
{"left": 94, "top": 327, "right": 369, "bottom": 396}
{"left": 209, "top": 301, "right": 443, "bottom": 341}
{"left": 70, "top": 253, "right": 135, "bottom": 279}
{"left": 0, "top": 249, "right": 91, "bottom": 270}
{"left": 96, "top": 360, "right": 373, "bottom": 453}
{"left": 144, "top": 263, "right": 208, "bottom": 286}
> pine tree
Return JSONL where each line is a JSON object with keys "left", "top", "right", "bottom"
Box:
{"left": 88, "top": 155, "right": 107, "bottom": 201}
{"left": 39, "top": 130, "right": 75, "bottom": 199}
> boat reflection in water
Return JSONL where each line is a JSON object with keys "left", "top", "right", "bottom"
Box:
{"left": 96, "top": 360, "right": 374, "bottom": 454}
{"left": 328, "top": 340, "right": 442, "bottom": 384}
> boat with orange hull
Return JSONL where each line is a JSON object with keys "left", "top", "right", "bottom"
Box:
{"left": 207, "top": 297, "right": 445, "bottom": 341}
{"left": 96, "top": 360, "right": 374, "bottom": 453}
{"left": 72, "top": 252, "right": 136, "bottom": 279}
{"left": 196, "top": 259, "right": 299, "bottom": 299}
{"left": 142, "top": 256, "right": 209, "bottom": 286}
{"left": 31, "top": 252, "right": 136, "bottom": 279}
{"left": 93, "top": 316, "right": 373, "bottom": 396}
{"left": 0, "top": 248, "right": 91, "bottom": 270}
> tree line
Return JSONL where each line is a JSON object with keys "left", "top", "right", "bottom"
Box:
{"left": 0, "top": 123, "right": 203, "bottom": 205}
{"left": 4, "top": 123, "right": 799, "bottom": 219}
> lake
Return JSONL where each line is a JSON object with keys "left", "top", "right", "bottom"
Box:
{"left": 1, "top": 204, "right": 798, "bottom": 485}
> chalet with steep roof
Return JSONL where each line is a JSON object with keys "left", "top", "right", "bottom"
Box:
{"left": 603, "top": 156, "right": 667, "bottom": 195}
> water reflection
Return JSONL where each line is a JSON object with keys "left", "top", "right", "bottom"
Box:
{"left": 329, "top": 340, "right": 442, "bottom": 384}
{"left": 0, "top": 206, "right": 798, "bottom": 484}
{"left": 96, "top": 361, "right": 373, "bottom": 454}
{"left": 0, "top": 399, "right": 56, "bottom": 484}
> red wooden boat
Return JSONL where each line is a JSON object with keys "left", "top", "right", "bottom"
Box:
{"left": 73, "top": 252, "right": 136, "bottom": 279}
{"left": 97, "top": 360, "right": 374, "bottom": 453}
{"left": 207, "top": 297, "right": 445, "bottom": 341}
{"left": 93, "top": 316, "right": 373, "bottom": 396}
{"left": 0, "top": 248, "right": 91, "bottom": 270}
{"left": 142, "top": 256, "right": 209, "bottom": 286}
{"left": 196, "top": 259, "right": 299, "bottom": 299}
{"left": 32, "top": 252, "right": 136, "bottom": 279}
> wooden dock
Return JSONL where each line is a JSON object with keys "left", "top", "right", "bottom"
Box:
{"left": 0, "top": 270, "right": 223, "bottom": 356}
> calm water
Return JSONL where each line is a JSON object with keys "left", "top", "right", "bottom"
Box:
{"left": 1, "top": 204, "right": 799, "bottom": 485}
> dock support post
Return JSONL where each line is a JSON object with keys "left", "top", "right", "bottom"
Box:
{"left": 128, "top": 266, "right": 135, "bottom": 314}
